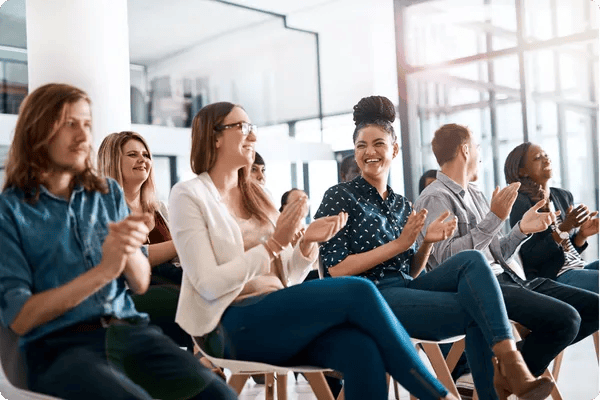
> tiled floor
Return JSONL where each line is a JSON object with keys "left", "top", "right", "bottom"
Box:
{"left": 237, "top": 335, "right": 599, "bottom": 400}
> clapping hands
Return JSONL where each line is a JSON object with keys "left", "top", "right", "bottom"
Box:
{"left": 519, "top": 199, "right": 559, "bottom": 234}
{"left": 424, "top": 210, "right": 457, "bottom": 244}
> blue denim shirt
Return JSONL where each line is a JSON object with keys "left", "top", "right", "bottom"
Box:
{"left": 314, "top": 176, "right": 415, "bottom": 283}
{"left": 0, "top": 178, "right": 148, "bottom": 347}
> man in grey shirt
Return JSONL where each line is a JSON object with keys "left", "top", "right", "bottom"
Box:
{"left": 415, "top": 123, "right": 598, "bottom": 378}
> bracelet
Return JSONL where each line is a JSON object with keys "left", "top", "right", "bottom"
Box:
{"left": 269, "top": 237, "right": 285, "bottom": 252}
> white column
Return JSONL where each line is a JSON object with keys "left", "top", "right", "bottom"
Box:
{"left": 25, "top": 0, "right": 131, "bottom": 146}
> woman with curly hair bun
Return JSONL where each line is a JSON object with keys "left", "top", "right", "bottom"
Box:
{"left": 315, "top": 95, "right": 553, "bottom": 400}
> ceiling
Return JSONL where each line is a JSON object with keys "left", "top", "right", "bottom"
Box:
{"left": 0, "top": 0, "right": 350, "bottom": 65}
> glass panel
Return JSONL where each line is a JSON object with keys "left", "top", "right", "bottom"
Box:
{"left": 152, "top": 156, "right": 172, "bottom": 204}
{"left": 525, "top": 0, "right": 598, "bottom": 40}
{"left": 405, "top": 0, "right": 518, "bottom": 66}
{"left": 129, "top": 1, "right": 320, "bottom": 128}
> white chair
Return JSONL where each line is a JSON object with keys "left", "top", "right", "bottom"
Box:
{"left": 192, "top": 335, "right": 340, "bottom": 400}
{"left": 0, "top": 325, "right": 60, "bottom": 399}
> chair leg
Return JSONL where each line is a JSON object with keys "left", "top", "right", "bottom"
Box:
{"left": 420, "top": 343, "right": 461, "bottom": 399}
{"left": 445, "top": 338, "right": 466, "bottom": 373}
{"left": 551, "top": 351, "right": 565, "bottom": 381}
{"left": 304, "top": 372, "right": 335, "bottom": 400}
{"left": 541, "top": 368, "right": 563, "bottom": 400}
{"left": 265, "top": 373, "right": 275, "bottom": 400}
{"left": 228, "top": 374, "right": 250, "bottom": 394}
{"left": 276, "top": 373, "right": 287, "bottom": 400}
{"left": 393, "top": 378, "right": 401, "bottom": 400}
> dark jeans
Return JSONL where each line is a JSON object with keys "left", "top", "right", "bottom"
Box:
{"left": 25, "top": 321, "right": 236, "bottom": 400}
{"left": 220, "top": 277, "right": 448, "bottom": 400}
{"left": 132, "top": 285, "right": 193, "bottom": 351}
{"left": 379, "top": 250, "right": 513, "bottom": 400}
{"left": 498, "top": 273, "right": 599, "bottom": 376}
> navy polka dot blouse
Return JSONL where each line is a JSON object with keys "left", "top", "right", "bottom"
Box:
{"left": 314, "top": 176, "right": 416, "bottom": 283}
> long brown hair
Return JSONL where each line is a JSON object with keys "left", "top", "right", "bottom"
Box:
{"left": 97, "top": 131, "right": 157, "bottom": 214}
{"left": 504, "top": 142, "right": 546, "bottom": 205}
{"left": 3, "top": 83, "right": 107, "bottom": 201}
{"left": 191, "top": 102, "right": 276, "bottom": 223}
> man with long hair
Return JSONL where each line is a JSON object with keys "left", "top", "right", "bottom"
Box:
{"left": 0, "top": 83, "right": 236, "bottom": 400}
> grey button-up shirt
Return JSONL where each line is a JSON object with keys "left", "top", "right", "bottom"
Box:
{"left": 414, "top": 172, "right": 529, "bottom": 281}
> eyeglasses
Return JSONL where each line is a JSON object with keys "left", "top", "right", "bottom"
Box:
{"left": 215, "top": 121, "right": 257, "bottom": 136}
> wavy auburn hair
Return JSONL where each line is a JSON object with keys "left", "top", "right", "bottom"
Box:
{"left": 190, "top": 102, "right": 276, "bottom": 223}
{"left": 97, "top": 131, "right": 157, "bottom": 214}
{"left": 2, "top": 83, "right": 107, "bottom": 201}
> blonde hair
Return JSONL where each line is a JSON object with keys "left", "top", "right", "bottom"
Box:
{"left": 191, "top": 102, "right": 276, "bottom": 223}
{"left": 97, "top": 131, "right": 157, "bottom": 214}
{"left": 3, "top": 83, "right": 107, "bottom": 201}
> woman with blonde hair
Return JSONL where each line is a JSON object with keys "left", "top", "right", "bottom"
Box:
{"left": 168, "top": 101, "right": 462, "bottom": 400}
{"left": 98, "top": 131, "right": 190, "bottom": 349}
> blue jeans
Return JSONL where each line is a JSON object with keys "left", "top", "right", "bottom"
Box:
{"left": 220, "top": 277, "right": 448, "bottom": 400}
{"left": 499, "top": 273, "right": 599, "bottom": 376}
{"left": 556, "top": 260, "right": 599, "bottom": 294}
{"left": 378, "top": 250, "right": 513, "bottom": 400}
{"left": 25, "top": 321, "right": 236, "bottom": 400}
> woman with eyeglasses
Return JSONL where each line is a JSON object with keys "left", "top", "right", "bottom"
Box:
{"left": 504, "top": 143, "right": 599, "bottom": 293}
{"left": 168, "top": 101, "right": 460, "bottom": 400}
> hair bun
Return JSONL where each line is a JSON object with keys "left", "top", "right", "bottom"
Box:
{"left": 353, "top": 96, "right": 395, "bottom": 126}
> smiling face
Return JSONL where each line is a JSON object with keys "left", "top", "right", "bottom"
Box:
{"left": 521, "top": 143, "right": 552, "bottom": 185}
{"left": 354, "top": 125, "right": 398, "bottom": 182}
{"left": 47, "top": 98, "right": 92, "bottom": 174}
{"left": 121, "top": 138, "right": 152, "bottom": 186}
{"left": 215, "top": 106, "right": 256, "bottom": 168}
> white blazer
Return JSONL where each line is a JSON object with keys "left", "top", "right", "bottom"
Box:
{"left": 169, "top": 172, "right": 315, "bottom": 336}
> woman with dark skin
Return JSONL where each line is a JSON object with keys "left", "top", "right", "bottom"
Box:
{"left": 505, "top": 142, "right": 599, "bottom": 293}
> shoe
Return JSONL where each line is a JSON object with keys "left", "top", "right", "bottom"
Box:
{"left": 456, "top": 373, "right": 474, "bottom": 400}
{"left": 492, "top": 352, "right": 554, "bottom": 400}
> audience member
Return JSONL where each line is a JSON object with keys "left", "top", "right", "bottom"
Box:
{"left": 415, "top": 123, "right": 599, "bottom": 383}
{"left": 504, "top": 142, "right": 599, "bottom": 293}
{"left": 419, "top": 169, "right": 438, "bottom": 194}
{"left": 315, "top": 95, "right": 553, "bottom": 400}
{"left": 340, "top": 154, "right": 360, "bottom": 182}
{"left": 97, "top": 131, "right": 191, "bottom": 350}
{"left": 0, "top": 83, "right": 236, "bottom": 400}
{"left": 250, "top": 151, "right": 266, "bottom": 186}
{"left": 168, "top": 101, "right": 461, "bottom": 400}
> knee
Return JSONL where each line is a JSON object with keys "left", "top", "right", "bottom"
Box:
{"left": 460, "top": 250, "right": 490, "bottom": 271}
{"left": 335, "top": 276, "right": 380, "bottom": 300}
{"left": 553, "top": 306, "right": 581, "bottom": 342}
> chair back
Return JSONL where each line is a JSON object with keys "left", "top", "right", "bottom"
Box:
{"left": 0, "top": 325, "right": 27, "bottom": 389}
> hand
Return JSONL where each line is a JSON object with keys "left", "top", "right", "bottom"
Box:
{"left": 423, "top": 210, "right": 457, "bottom": 244}
{"left": 273, "top": 195, "right": 308, "bottom": 247}
{"left": 559, "top": 204, "right": 591, "bottom": 232}
{"left": 290, "top": 227, "right": 306, "bottom": 247}
{"left": 394, "top": 209, "right": 427, "bottom": 253}
{"left": 303, "top": 212, "right": 348, "bottom": 245}
{"left": 100, "top": 213, "right": 151, "bottom": 276}
{"left": 489, "top": 182, "right": 520, "bottom": 221}
{"left": 519, "top": 199, "right": 558, "bottom": 234}
{"left": 578, "top": 211, "right": 599, "bottom": 239}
